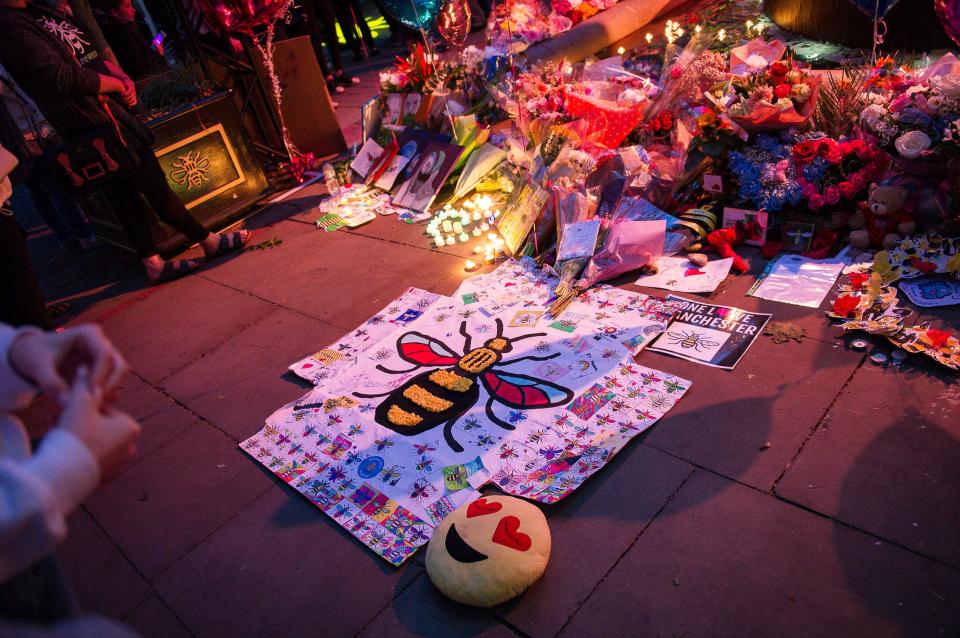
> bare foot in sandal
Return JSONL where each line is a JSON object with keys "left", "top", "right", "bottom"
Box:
{"left": 201, "top": 230, "right": 251, "bottom": 260}
{"left": 144, "top": 255, "right": 201, "bottom": 285}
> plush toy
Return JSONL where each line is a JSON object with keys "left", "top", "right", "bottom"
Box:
{"left": 426, "top": 495, "right": 551, "bottom": 607}
{"left": 706, "top": 224, "right": 750, "bottom": 273}
{"left": 849, "top": 184, "right": 916, "bottom": 250}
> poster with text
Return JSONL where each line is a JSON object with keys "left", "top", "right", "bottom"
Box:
{"left": 648, "top": 295, "right": 771, "bottom": 370}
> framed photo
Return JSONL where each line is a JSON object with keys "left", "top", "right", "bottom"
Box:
{"left": 781, "top": 220, "right": 817, "bottom": 252}
{"left": 360, "top": 97, "right": 382, "bottom": 144}
{"left": 155, "top": 123, "right": 246, "bottom": 210}
{"left": 392, "top": 140, "right": 461, "bottom": 212}
{"left": 722, "top": 207, "right": 768, "bottom": 247}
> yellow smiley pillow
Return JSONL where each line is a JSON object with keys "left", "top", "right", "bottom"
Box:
{"left": 425, "top": 495, "right": 551, "bottom": 607}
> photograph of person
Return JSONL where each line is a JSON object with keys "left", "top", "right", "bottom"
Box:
{"left": 392, "top": 140, "right": 461, "bottom": 212}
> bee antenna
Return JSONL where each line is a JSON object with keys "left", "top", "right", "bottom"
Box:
{"left": 495, "top": 318, "right": 504, "bottom": 338}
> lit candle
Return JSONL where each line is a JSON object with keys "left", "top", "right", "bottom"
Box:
{"left": 453, "top": 221, "right": 463, "bottom": 234}
{"left": 472, "top": 227, "right": 482, "bottom": 237}
{"left": 617, "top": 46, "right": 625, "bottom": 55}
{"left": 484, "top": 252, "right": 495, "bottom": 264}
{"left": 645, "top": 33, "right": 653, "bottom": 43}
{"left": 480, "top": 222, "right": 490, "bottom": 232}
{"left": 487, "top": 232, "right": 498, "bottom": 242}
{"left": 435, "top": 236, "right": 445, "bottom": 247}
{"left": 464, "top": 260, "right": 479, "bottom": 272}
{"left": 472, "top": 211, "right": 481, "bottom": 221}
{"left": 459, "top": 232, "right": 469, "bottom": 243}
{"left": 442, "top": 220, "right": 453, "bottom": 232}
{"left": 446, "top": 234, "right": 455, "bottom": 245}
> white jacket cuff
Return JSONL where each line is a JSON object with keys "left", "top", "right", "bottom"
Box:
{"left": 24, "top": 430, "right": 100, "bottom": 516}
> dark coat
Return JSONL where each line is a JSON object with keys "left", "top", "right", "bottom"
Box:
{"left": 0, "top": 5, "right": 153, "bottom": 149}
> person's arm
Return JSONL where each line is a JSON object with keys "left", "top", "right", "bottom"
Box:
{"left": 101, "top": 59, "right": 136, "bottom": 107}
{"left": 0, "top": 426, "right": 99, "bottom": 582}
{"left": 0, "top": 325, "right": 38, "bottom": 411}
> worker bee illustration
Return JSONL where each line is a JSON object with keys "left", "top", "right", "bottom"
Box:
{"left": 353, "top": 319, "right": 574, "bottom": 453}
{"left": 663, "top": 329, "right": 720, "bottom": 352}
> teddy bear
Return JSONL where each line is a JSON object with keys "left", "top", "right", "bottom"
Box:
{"left": 849, "top": 184, "right": 916, "bottom": 250}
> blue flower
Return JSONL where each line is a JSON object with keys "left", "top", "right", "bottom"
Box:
{"left": 898, "top": 108, "right": 932, "bottom": 130}
{"left": 739, "top": 181, "right": 761, "bottom": 200}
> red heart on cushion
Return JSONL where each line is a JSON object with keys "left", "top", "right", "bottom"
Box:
{"left": 492, "top": 515, "right": 532, "bottom": 552}
{"left": 467, "top": 498, "right": 502, "bottom": 518}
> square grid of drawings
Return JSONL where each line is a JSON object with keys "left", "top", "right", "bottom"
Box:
{"left": 243, "top": 261, "right": 691, "bottom": 566}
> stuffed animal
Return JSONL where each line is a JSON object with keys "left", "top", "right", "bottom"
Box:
{"left": 849, "top": 184, "right": 916, "bottom": 250}
{"left": 426, "top": 495, "right": 551, "bottom": 607}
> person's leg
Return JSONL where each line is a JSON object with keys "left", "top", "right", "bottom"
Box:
{"left": 32, "top": 169, "right": 95, "bottom": 242}
{"left": 23, "top": 175, "right": 73, "bottom": 247}
{"left": 0, "top": 210, "right": 52, "bottom": 329}
{"left": 332, "top": 0, "right": 361, "bottom": 58}
{"left": 348, "top": 0, "right": 378, "bottom": 51}
{"left": 315, "top": 0, "right": 345, "bottom": 71}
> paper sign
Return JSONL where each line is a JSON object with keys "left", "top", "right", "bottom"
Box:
{"left": 649, "top": 296, "right": 771, "bottom": 370}
{"left": 497, "top": 182, "right": 551, "bottom": 255}
{"left": 635, "top": 257, "right": 733, "bottom": 294}
{"left": 374, "top": 154, "right": 410, "bottom": 191}
{"left": 350, "top": 139, "right": 384, "bottom": 179}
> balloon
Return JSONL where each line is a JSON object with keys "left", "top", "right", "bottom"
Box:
{"left": 936, "top": 0, "right": 960, "bottom": 48}
{"left": 379, "top": 0, "right": 442, "bottom": 31}
{"left": 196, "top": 0, "right": 293, "bottom": 36}
{"left": 437, "top": 0, "right": 471, "bottom": 47}
{"left": 847, "top": 0, "right": 902, "bottom": 18}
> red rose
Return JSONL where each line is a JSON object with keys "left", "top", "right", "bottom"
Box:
{"left": 808, "top": 193, "right": 825, "bottom": 210}
{"left": 771, "top": 62, "right": 789, "bottom": 76}
{"left": 824, "top": 186, "right": 841, "bottom": 205}
{"left": 817, "top": 139, "right": 836, "bottom": 156}
{"left": 793, "top": 140, "right": 818, "bottom": 163}
{"left": 838, "top": 181, "right": 859, "bottom": 200}
{"left": 833, "top": 295, "right": 860, "bottom": 317}
{"left": 774, "top": 83, "right": 792, "bottom": 99}
{"left": 848, "top": 273, "right": 869, "bottom": 289}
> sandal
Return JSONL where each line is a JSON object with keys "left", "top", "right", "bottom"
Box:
{"left": 149, "top": 259, "right": 200, "bottom": 286}
{"left": 204, "top": 230, "right": 250, "bottom": 260}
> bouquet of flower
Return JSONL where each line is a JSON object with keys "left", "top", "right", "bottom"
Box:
{"left": 486, "top": 0, "right": 552, "bottom": 54}
{"left": 728, "top": 57, "right": 820, "bottom": 134}
{"left": 791, "top": 136, "right": 889, "bottom": 212}
{"left": 728, "top": 134, "right": 802, "bottom": 212}
{"left": 860, "top": 68, "right": 960, "bottom": 174}
{"left": 551, "top": 0, "right": 619, "bottom": 26}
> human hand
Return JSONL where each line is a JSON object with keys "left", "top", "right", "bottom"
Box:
{"left": 9, "top": 325, "right": 127, "bottom": 402}
{"left": 57, "top": 368, "right": 141, "bottom": 482}
{"left": 119, "top": 76, "right": 137, "bottom": 108}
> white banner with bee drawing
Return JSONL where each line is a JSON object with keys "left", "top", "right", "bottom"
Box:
{"left": 242, "top": 260, "right": 692, "bottom": 566}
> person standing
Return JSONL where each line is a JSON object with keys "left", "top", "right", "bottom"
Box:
{"left": 0, "top": 0, "right": 250, "bottom": 285}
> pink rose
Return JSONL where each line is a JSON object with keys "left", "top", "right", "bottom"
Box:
{"left": 809, "top": 194, "right": 825, "bottom": 210}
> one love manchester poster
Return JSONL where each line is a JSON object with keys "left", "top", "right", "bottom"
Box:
{"left": 649, "top": 296, "right": 771, "bottom": 370}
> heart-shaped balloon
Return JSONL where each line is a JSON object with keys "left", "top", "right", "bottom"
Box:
{"left": 847, "top": 0, "right": 902, "bottom": 18}
{"left": 379, "top": 0, "right": 442, "bottom": 31}
{"left": 196, "top": 0, "right": 293, "bottom": 36}
{"left": 936, "top": 0, "right": 960, "bottom": 47}
{"left": 437, "top": 0, "right": 471, "bottom": 47}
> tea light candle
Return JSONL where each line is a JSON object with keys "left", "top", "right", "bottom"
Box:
{"left": 480, "top": 222, "right": 490, "bottom": 232}
{"left": 487, "top": 232, "right": 498, "bottom": 242}
{"left": 473, "top": 245, "right": 483, "bottom": 254}
{"left": 435, "top": 236, "right": 445, "bottom": 247}
{"left": 453, "top": 221, "right": 463, "bottom": 234}
{"left": 446, "top": 234, "right": 455, "bottom": 245}
{"left": 459, "top": 232, "right": 469, "bottom": 243}
{"left": 442, "top": 220, "right": 454, "bottom": 233}
{"left": 472, "top": 227, "right": 482, "bottom": 237}
{"left": 465, "top": 259, "right": 479, "bottom": 272}
{"left": 472, "top": 211, "right": 482, "bottom": 221}
{"left": 484, "top": 252, "right": 495, "bottom": 264}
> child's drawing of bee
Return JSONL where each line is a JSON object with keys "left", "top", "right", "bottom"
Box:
{"left": 663, "top": 329, "right": 720, "bottom": 352}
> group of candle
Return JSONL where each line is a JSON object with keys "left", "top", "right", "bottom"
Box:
{"left": 426, "top": 193, "right": 501, "bottom": 247}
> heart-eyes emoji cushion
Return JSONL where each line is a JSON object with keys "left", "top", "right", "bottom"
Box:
{"left": 425, "top": 495, "right": 551, "bottom": 607}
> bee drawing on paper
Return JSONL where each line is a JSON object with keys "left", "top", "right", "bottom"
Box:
{"left": 352, "top": 319, "right": 574, "bottom": 453}
{"left": 663, "top": 329, "right": 720, "bottom": 352}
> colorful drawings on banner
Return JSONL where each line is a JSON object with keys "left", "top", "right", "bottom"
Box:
{"left": 243, "top": 260, "right": 691, "bottom": 566}
{"left": 649, "top": 295, "right": 772, "bottom": 370}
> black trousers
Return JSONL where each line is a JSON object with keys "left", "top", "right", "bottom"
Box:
{"left": 107, "top": 145, "right": 210, "bottom": 258}
{"left": 0, "top": 210, "right": 52, "bottom": 329}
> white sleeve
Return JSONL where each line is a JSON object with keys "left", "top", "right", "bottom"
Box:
{"left": 0, "top": 429, "right": 99, "bottom": 583}
{"left": 0, "top": 324, "right": 40, "bottom": 411}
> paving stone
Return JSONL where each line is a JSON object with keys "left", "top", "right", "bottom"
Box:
{"left": 123, "top": 597, "right": 192, "bottom": 638}
{"left": 776, "top": 364, "right": 960, "bottom": 567}
{"left": 358, "top": 572, "right": 515, "bottom": 638}
{"left": 200, "top": 229, "right": 462, "bottom": 330}
{"left": 160, "top": 308, "right": 342, "bottom": 441}
{"left": 59, "top": 509, "right": 151, "bottom": 619}
{"left": 496, "top": 444, "right": 693, "bottom": 637}
{"left": 98, "top": 276, "right": 275, "bottom": 384}
{"left": 84, "top": 423, "right": 272, "bottom": 579}
{"left": 108, "top": 373, "right": 198, "bottom": 463}
{"left": 560, "top": 471, "right": 960, "bottom": 638}
{"left": 638, "top": 330, "right": 863, "bottom": 491}
{"left": 154, "top": 486, "right": 421, "bottom": 638}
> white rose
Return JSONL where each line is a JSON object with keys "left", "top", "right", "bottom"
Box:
{"left": 894, "top": 130, "right": 932, "bottom": 159}
{"left": 927, "top": 93, "right": 945, "bottom": 112}
{"left": 860, "top": 103, "right": 886, "bottom": 130}
{"left": 929, "top": 74, "right": 960, "bottom": 99}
